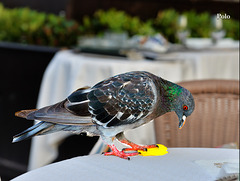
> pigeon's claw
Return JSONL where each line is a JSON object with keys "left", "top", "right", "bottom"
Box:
{"left": 122, "top": 144, "right": 159, "bottom": 152}
{"left": 116, "top": 133, "right": 159, "bottom": 152}
{"left": 104, "top": 145, "right": 138, "bottom": 160}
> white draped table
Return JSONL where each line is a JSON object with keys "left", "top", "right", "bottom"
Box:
{"left": 28, "top": 49, "right": 239, "bottom": 170}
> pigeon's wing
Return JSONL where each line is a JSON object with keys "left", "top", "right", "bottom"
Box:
{"left": 16, "top": 87, "right": 93, "bottom": 125}
{"left": 88, "top": 71, "right": 157, "bottom": 128}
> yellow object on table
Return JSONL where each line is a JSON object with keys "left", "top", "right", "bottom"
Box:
{"left": 138, "top": 144, "right": 168, "bottom": 156}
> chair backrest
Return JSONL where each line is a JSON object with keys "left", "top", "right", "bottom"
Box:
{"left": 154, "top": 79, "right": 239, "bottom": 148}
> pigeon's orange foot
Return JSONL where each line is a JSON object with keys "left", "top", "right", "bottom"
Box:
{"left": 118, "top": 138, "right": 159, "bottom": 152}
{"left": 104, "top": 145, "right": 138, "bottom": 160}
{"left": 122, "top": 144, "right": 159, "bottom": 152}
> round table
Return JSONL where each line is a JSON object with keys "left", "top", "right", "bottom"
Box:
{"left": 12, "top": 148, "right": 239, "bottom": 181}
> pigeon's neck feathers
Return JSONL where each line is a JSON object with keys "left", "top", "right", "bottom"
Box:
{"left": 158, "top": 78, "right": 183, "bottom": 111}
{"left": 163, "top": 80, "right": 182, "bottom": 99}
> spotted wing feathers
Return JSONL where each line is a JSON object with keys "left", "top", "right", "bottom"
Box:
{"left": 88, "top": 71, "right": 156, "bottom": 128}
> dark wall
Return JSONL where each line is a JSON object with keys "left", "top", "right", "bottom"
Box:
{"left": 0, "top": 0, "right": 69, "bottom": 14}
{"left": 0, "top": 42, "right": 57, "bottom": 180}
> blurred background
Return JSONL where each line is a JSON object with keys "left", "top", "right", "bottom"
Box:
{"left": 0, "top": 0, "right": 239, "bottom": 180}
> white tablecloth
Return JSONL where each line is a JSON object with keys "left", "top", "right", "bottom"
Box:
{"left": 28, "top": 49, "right": 239, "bottom": 170}
{"left": 14, "top": 148, "right": 239, "bottom": 181}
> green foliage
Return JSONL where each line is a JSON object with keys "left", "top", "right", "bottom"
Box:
{"left": 223, "top": 19, "right": 239, "bottom": 40}
{"left": 153, "top": 9, "right": 239, "bottom": 42}
{"left": 82, "top": 9, "right": 156, "bottom": 36}
{"left": 184, "top": 11, "right": 212, "bottom": 38}
{"left": 83, "top": 8, "right": 239, "bottom": 43}
{"left": 154, "top": 9, "right": 179, "bottom": 42}
{"left": 0, "top": 3, "right": 81, "bottom": 47}
{"left": 0, "top": 3, "right": 238, "bottom": 46}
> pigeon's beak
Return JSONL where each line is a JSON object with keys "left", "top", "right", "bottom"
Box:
{"left": 179, "top": 115, "right": 186, "bottom": 129}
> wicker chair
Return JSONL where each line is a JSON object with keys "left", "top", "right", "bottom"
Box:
{"left": 154, "top": 79, "right": 239, "bottom": 148}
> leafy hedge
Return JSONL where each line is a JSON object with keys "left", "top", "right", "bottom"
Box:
{"left": 0, "top": 3, "right": 239, "bottom": 47}
{"left": 85, "top": 9, "right": 239, "bottom": 43}
{"left": 81, "top": 9, "right": 156, "bottom": 36}
{"left": 0, "top": 3, "right": 81, "bottom": 47}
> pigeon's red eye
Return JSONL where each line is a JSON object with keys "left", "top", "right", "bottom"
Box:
{"left": 183, "top": 105, "right": 188, "bottom": 110}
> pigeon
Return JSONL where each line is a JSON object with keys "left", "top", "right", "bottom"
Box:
{"left": 13, "top": 71, "right": 195, "bottom": 159}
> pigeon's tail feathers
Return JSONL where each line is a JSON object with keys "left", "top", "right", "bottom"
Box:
{"left": 15, "top": 109, "right": 38, "bottom": 119}
{"left": 15, "top": 99, "right": 93, "bottom": 125}
{"left": 13, "top": 122, "right": 100, "bottom": 143}
{"left": 12, "top": 121, "right": 54, "bottom": 143}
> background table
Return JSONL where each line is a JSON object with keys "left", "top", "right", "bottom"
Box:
{"left": 28, "top": 49, "right": 239, "bottom": 170}
{"left": 13, "top": 148, "right": 239, "bottom": 181}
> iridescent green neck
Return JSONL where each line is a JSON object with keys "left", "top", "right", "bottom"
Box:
{"left": 160, "top": 78, "right": 183, "bottom": 109}
{"left": 165, "top": 83, "right": 183, "bottom": 100}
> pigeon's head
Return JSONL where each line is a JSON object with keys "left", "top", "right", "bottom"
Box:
{"left": 173, "top": 88, "right": 195, "bottom": 129}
